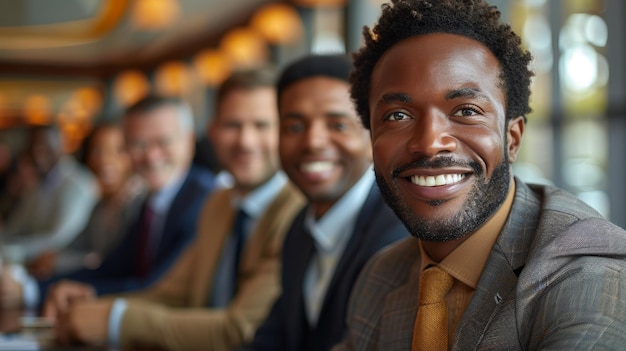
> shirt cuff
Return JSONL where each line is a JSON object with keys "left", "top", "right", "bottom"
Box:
{"left": 108, "top": 298, "right": 128, "bottom": 349}
{"left": 17, "top": 266, "right": 39, "bottom": 310}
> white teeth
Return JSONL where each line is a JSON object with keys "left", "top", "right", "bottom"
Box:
{"left": 410, "top": 173, "right": 466, "bottom": 187}
{"left": 302, "top": 161, "right": 333, "bottom": 173}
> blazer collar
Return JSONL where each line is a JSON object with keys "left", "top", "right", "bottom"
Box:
{"left": 452, "top": 179, "right": 541, "bottom": 350}
{"left": 318, "top": 183, "right": 380, "bottom": 313}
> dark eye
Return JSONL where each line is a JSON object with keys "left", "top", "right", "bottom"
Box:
{"left": 384, "top": 111, "right": 411, "bottom": 121}
{"left": 156, "top": 137, "right": 174, "bottom": 149}
{"left": 331, "top": 122, "right": 347, "bottom": 131}
{"left": 453, "top": 107, "right": 481, "bottom": 117}
{"left": 281, "top": 121, "right": 304, "bottom": 134}
{"left": 224, "top": 121, "right": 241, "bottom": 130}
{"left": 255, "top": 121, "right": 272, "bottom": 130}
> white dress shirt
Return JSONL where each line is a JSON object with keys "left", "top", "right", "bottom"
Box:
{"left": 303, "top": 167, "right": 374, "bottom": 325}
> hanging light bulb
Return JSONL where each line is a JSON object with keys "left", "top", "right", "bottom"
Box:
{"left": 192, "top": 49, "right": 233, "bottom": 87}
{"left": 131, "top": 0, "right": 181, "bottom": 31}
{"left": 251, "top": 3, "right": 304, "bottom": 45}
{"left": 113, "top": 70, "right": 151, "bottom": 107}
{"left": 219, "top": 27, "right": 269, "bottom": 69}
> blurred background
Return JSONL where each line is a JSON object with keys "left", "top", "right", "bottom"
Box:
{"left": 0, "top": 0, "right": 624, "bottom": 228}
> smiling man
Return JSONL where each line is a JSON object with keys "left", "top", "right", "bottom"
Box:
{"left": 333, "top": 0, "right": 626, "bottom": 350}
{"left": 240, "top": 54, "right": 407, "bottom": 351}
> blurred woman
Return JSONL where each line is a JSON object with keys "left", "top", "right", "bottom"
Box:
{"left": 28, "top": 122, "right": 146, "bottom": 279}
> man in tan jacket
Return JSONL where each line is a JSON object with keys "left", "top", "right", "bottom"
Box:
{"left": 43, "top": 68, "right": 305, "bottom": 351}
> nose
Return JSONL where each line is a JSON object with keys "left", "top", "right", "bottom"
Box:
{"left": 302, "top": 120, "right": 329, "bottom": 150}
{"left": 143, "top": 143, "right": 164, "bottom": 163}
{"left": 407, "top": 109, "right": 457, "bottom": 157}
{"left": 237, "top": 124, "right": 256, "bottom": 149}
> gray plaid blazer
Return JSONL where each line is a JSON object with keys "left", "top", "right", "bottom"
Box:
{"left": 334, "top": 178, "right": 626, "bottom": 350}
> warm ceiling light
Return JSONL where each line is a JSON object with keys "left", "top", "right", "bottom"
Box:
{"left": 58, "top": 120, "right": 90, "bottom": 154}
{"left": 154, "top": 61, "right": 192, "bottom": 97}
{"left": 251, "top": 3, "right": 304, "bottom": 45}
{"left": 73, "top": 87, "right": 103, "bottom": 115}
{"left": 23, "top": 95, "right": 53, "bottom": 126}
{"left": 58, "top": 99, "right": 89, "bottom": 124}
{"left": 131, "top": 0, "right": 181, "bottom": 31}
{"left": 192, "top": 49, "right": 233, "bottom": 87}
{"left": 113, "top": 70, "right": 150, "bottom": 107}
{"left": 219, "top": 27, "right": 269, "bottom": 69}
{"left": 293, "top": 0, "right": 348, "bottom": 7}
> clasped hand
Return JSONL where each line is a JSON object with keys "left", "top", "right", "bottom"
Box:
{"left": 43, "top": 280, "right": 111, "bottom": 346}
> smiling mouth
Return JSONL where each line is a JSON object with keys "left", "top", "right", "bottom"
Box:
{"left": 409, "top": 173, "right": 467, "bottom": 187}
{"left": 301, "top": 161, "right": 334, "bottom": 173}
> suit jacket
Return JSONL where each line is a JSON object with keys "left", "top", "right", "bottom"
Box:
{"left": 243, "top": 183, "right": 409, "bottom": 351}
{"left": 39, "top": 166, "right": 216, "bottom": 297}
{"left": 334, "top": 179, "right": 626, "bottom": 350}
{"left": 116, "top": 181, "right": 305, "bottom": 351}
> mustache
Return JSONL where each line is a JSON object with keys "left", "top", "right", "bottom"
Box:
{"left": 391, "top": 156, "right": 482, "bottom": 178}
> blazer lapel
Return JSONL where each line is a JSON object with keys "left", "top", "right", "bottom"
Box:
{"left": 285, "top": 212, "right": 316, "bottom": 350}
{"left": 155, "top": 170, "right": 194, "bottom": 257}
{"left": 378, "top": 240, "right": 423, "bottom": 349}
{"left": 190, "top": 189, "right": 236, "bottom": 306}
{"left": 453, "top": 180, "right": 541, "bottom": 350}
{"left": 319, "top": 184, "right": 379, "bottom": 313}
{"left": 239, "top": 184, "right": 297, "bottom": 273}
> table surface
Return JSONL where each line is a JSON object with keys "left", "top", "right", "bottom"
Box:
{"left": 0, "top": 308, "right": 109, "bottom": 351}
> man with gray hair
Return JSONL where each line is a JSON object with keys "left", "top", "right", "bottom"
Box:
{"left": 2, "top": 95, "right": 216, "bottom": 309}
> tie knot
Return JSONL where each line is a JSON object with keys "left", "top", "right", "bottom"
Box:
{"left": 232, "top": 207, "right": 250, "bottom": 240}
{"left": 235, "top": 207, "right": 249, "bottom": 221}
{"left": 418, "top": 266, "right": 454, "bottom": 305}
{"left": 235, "top": 207, "right": 250, "bottom": 226}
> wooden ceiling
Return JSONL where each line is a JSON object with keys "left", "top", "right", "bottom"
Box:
{"left": 0, "top": 0, "right": 277, "bottom": 79}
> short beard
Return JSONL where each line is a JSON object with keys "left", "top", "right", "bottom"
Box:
{"left": 375, "top": 157, "right": 511, "bottom": 242}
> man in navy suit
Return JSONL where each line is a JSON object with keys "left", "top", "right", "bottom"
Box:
{"left": 5, "top": 95, "right": 215, "bottom": 310}
{"left": 240, "top": 54, "right": 408, "bottom": 351}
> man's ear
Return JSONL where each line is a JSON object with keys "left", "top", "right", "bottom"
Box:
{"left": 506, "top": 116, "right": 525, "bottom": 163}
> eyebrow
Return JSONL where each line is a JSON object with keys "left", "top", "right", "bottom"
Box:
{"left": 445, "top": 87, "right": 489, "bottom": 101}
{"left": 281, "top": 111, "right": 352, "bottom": 120}
{"left": 281, "top": 112, "right": 304, "bottom": 120}
{"left": 377, "top": 92, "right": 412, "bottom": 107}
{"left": 326, "top": 111, "right": 352, "bottom": 119}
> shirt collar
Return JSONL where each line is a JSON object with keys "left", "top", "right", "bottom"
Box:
{"left": 305, "top": 166, "right": 374, "bottom": 252}
{"left": 420, "top": 178, "right": 517, "bottom": 288}
{"left": 147, "top": 169, "right": 188, "bottom": 215}
{"left": 233, "top": 171, "right": 288, "bottom": 220}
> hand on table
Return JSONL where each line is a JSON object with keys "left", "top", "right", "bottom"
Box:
{"left": 42, "top": 280, "right": 95, "bottom": 321}
{"left": 55, "top": 299, "right": 112, "bottom": 346}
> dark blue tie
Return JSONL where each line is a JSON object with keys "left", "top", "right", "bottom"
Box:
{"left": 208, "top": 207, "right": 250, "bottom": 307}
{"left": 232, "top": 208, "right": 249, "bottom": 295}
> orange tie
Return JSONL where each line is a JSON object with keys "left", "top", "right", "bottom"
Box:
{"left": 411, "top": 265, "right": 454, "bottom": 351}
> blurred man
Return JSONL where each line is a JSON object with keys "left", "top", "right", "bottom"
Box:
{"left": 241, "top": 54, "right": 408, "bottom": 351}
{"left": 46, "top": 95, "right": 216, "bottom": 294}
{"left": 44, "top": 68, "right": 305, "bottom": 351}
{"left": 0, "top": 125, "right": 97, "bottom": 308}
{"left": 1, "top": 124, "right": 98, "bottom": 263}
